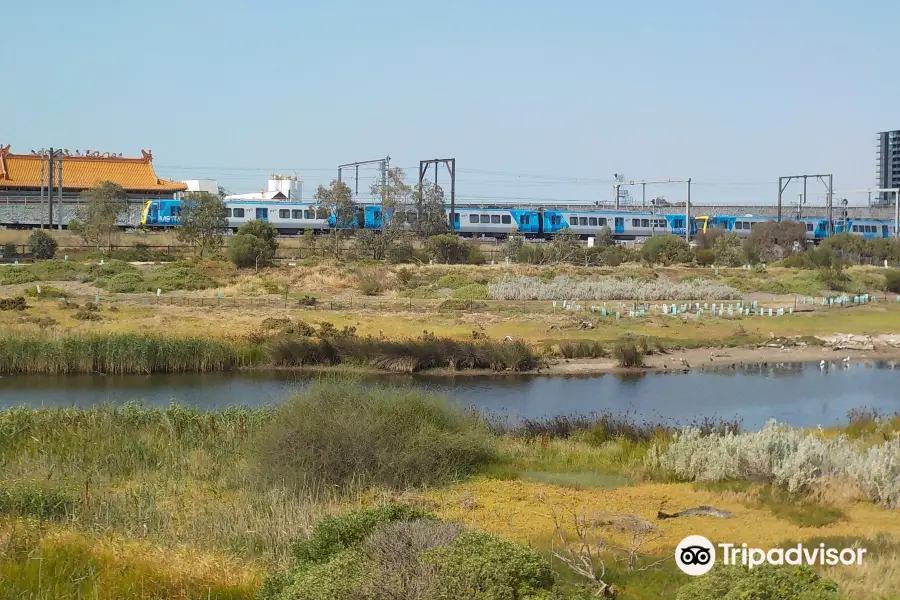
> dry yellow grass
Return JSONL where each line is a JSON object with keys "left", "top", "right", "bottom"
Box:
{"left": 421, "top": 478, "right": 900, "bottom": 555}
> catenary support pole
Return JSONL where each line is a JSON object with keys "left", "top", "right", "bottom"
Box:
{"left": 685, "top": 178, "right": 691, "bottom": 243}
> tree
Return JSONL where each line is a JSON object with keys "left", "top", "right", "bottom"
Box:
{"left": 370, "top": 168, "right": 412, "bottom": 230}
{"left": 425, "top": 234, "right": 470, "bottom": 264}
{"left": 412, "top": 179, "right": 449, "bottom": 237}
{"left": 744, "top": 221, "right": 806, "bottom": 263}
{"left": 28, "top": 230, "right": 58, "bottom": 259}
{"left": 228, "top": 220, "right": 279, "bottom": 269}
{"left": 77, "top": 181, "right": 128, "bottom": 251}
{"left": 315, "top": 180, "right": 355, "bottom": 229}
{"left": 712, "top": 232, "right": 745, "bottom": 266}
{"left": 176, "top": 192, "right": 228, "bottom": 257}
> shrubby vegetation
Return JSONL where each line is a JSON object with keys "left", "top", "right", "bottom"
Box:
{"left": 259, "top": 504, "right": 556, "bottom": 600}
{"left": 488, "top": 275, "right": 740, "bottom": 301}
{"left": 641, "top": 234, "right": 694, "bottom": 265}
{"left": 229, "top": 220, "right": 279, "bottom": 268}
{"left": 652, "top": 420, "right": 900, "bottom": 507}
{"left": 676, "top": 564, "right": 841, "bottom": 600}
{"left": 253, "top": 382, "right": 494, "bottom": 490}
{"left": 27, "top": 229, "right": 58, "bottom": 259}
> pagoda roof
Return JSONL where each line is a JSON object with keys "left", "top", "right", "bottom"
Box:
{"left": 0, "top": 145, "right": 187, "bottom": 193}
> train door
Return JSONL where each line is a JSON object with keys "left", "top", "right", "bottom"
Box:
{"left": 614, "top": 217, "right": 624, "bottom": 235}
{"left": 255, "top": 208, "right": 269, "bottom": 221}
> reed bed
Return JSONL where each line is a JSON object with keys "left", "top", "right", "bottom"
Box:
{"left": 0, "top": 331, "right": 263, "bottom": 375}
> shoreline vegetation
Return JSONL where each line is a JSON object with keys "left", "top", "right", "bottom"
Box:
{"left": 1, "top": 329, "right": 897, "bottom": 376}
{"left": 3, "top": 379, "right": 900, "bottom": 598}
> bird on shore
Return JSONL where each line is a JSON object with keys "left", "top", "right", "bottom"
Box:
{"left": 820, "top": 359, "right": 826, "bottom": 370}
{"left": 843, "top": 356, "right": 851, "bottom": 363}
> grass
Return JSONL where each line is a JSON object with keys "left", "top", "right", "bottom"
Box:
{"left": 753, "top": 486, "right": 846, "bottom": 528}
{"left": 2, "top": 390, "right": 900, "bottom": 599}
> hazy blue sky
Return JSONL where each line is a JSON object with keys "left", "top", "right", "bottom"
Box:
{"left": 3, "top": 0, "right": 897, "bottom": 206}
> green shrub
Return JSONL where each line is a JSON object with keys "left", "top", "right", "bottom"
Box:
{"left": 296, "top": 294, "right": 317, "bottom": 306}
{"left": 780, "top": 254, "right": 813, "bottom": 269}
{"left": 0, "top": 484, "right": 78, "bottom": 520}
{"left": 0, "top": 267, "right": 36, "bottom": 285}
{"left": 147, "top": 262, "right": 217, "bottom": 292}
{"left": 467, "top": 243, "right": 487, "bottom": 265}
{"left": 28, "top": 259, "right": 87, "bottom": 281}
{"left": 24, "top": 285, "right": 67, "bottom": 299}
{"left": 229, "top": 221, "right": 279, "bottom": 269}
{"left": 27, "top": 230, "right": 58, "bottom": 259}
{"left": 96, "top": 271, "right": 148, "bottom": 293}
{"left": 450, "top": 283, "right": 489, "bottom": 300}
{"left": 252, "top": 380, "right": 495, "bottom": 490}
{"left": 436, "top": 273, "right": 471, "bottom": 289}
{"left": 675, "top": 564, "right": 842, "bottom": 600}
{"left": 423, "top": 531, "right": 555, "bottom": 599}
{"left": 558, "top": 340, "right": 607, "bottom": 359}
{"left": 1, "top": 242, "right": 17, "bottom": 258}
{"left": 290, "top": 505, "right": 433, "bottom": 565}
{"left": 0, "top": 297, "right": 28, "bottom": 311}
{"left": 885, "top": 269, "right": 900, "bottom": 294}
{"left": 425, "top": 234, "right": 471, "bottom": 264}
{"left": 695, "top": 248, "right": 715, "bottom": 266}
{"left": 713, "top": 232, "right": 746, "bottom": 267}
{"left": 641, "top": 235, "right": 693, "bottom": 265}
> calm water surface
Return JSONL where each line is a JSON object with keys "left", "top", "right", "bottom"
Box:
{"left": 1, "top": 361, "right": 898, "bottom": 430}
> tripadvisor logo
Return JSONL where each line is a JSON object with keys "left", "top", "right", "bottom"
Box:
{"left": 675, "top": 535, "right": 868, "bottom": 576}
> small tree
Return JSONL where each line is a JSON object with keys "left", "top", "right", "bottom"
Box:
{"left": 502, "top": 235, "right": 525, "bottom": 261}
{"left": 315, "top": 180, "right": 355, "bottom": 229}
{"left": 27, "top": 230, "right": 58, "bottom": 259}
{"left": 712, "top": 232, "right": 745, "bottom": 267}
{"left": 641, "top": 235, "right": 693, "bottom": 265}
{"left": 551, "top": 228, "right": 582, "bottom": 263}
{"left": 425, "top": 234, "right": 469, "bottom": 264}
{"left": 228, "top": 220, "right": 278, "bottom": 269}
{"left": 744, "top": 221, "right": 806, "bottom": 263}
{"left": 370, "top": 168, "right": 413, "bottom": 231}
{"left": 77, "top": 181, "right": 128, "bottom": 251}
{"left": 176, "top": 192, "right": 228, "bottom": 257}
{"left": 413, "top": 179, "right": 449, "bottom": 237}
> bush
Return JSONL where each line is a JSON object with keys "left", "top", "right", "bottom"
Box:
{"left": 423, "top": 531, "right": 555, "bottom": 599}
{"left": 695, "top": 248, "right": 715, "bottom": 266}
{"left": 27, "top": 230, "right": 58, "bottom": 259}
{"left": 0, "top": 267, "right": 36, "bottom": 285}
{"left": 0, "top": 297, "right": 28, "bottom": 311}
{"left": 386, "top": 237, "right": 415, "bottom": 264}
{"left": 467, "top": 243, "right": 487, "bottom": 265}
{"left": 641, "top": 235, "right": 693, "bottom": 265}
{"left": 296, "top": 294, "right": 317, "bottom": 306}
{"left": 488, "top": 275, "right": 740, "bottom": 301}
{"left": 252, "top": 380, "right": 495, "bottom": 490}
{"left": 744, "top": 221, "right": 806, "bottom": 264}
{"left": 675, "top": 564, "right": 841, "bottom": 600}
{"left": 613, "top": 339, "right": 645, "bottom": 368}
{"left": 438, "top": 298, "right": 486, "bottom": 311}
{"left": 558, "top": 340, "right": 607, "bottom": 359}
{"left": 96, "top": 271, "right": 148, "bottom": 293}
{"left": 24, "top": 285, "right": 67, "bottom": 299}
{"left": 885, "top": 269, "right": 900, "bottom": 294}
{"left": 425, "top": 234, "right": 470, "bottom": 264}
{"left": 713, "top": 232, "right": 746, "bottom": 267}
{"left": 262, "top": 508, "right": 557, "bottom": 600}
{"left": 147, "top": 262, "right": 217, "bottom": 292}
{"left": 653, "top": 420, "right": 900, "bottom": 507}
{"left": 229, "top": 221, "right": 278, "bottom": 268}
{"left": 436, "top": 273, "right": 471, "bottom": 289}
{"left": 450, "top": 283, "right": 489, "bottom": 300}
{"left": 357, "top": 270, "right": 383, "bottom": 296}
{"left": 2, "top": 241, "right": 18, "bottom": 258}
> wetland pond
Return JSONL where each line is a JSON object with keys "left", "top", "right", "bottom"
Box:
{"left": 2, "top": 360, "right": 899, "bottom": 430}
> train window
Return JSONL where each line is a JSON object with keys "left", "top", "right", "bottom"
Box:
{"left": 480, "top": 214, "right": 491, "bottom": 223}
{"left": 576, "top": 217, "right": 585, "bottom": 226}
{"left": 598, "top": 218, "right": 607, "bottom": 226}
{"left": 867, "top": 225, "right": 874, "bottom": 233}
{"left": 374, "top": 210, "right": 382, "bottom": 221}
{"left": 551, "top": 215, "right": 562, "bottom": 226}
{"left": 453, "top": 212, "right": 460, "bottom": 223}
{"left": 654, "top": 219, "right": 667, "bottom": 228}
{"left": 521, "top": 215, "right": 530, "bottom": 225}
{"left": 750, "top": 222, "right": 757, "bottom": 229}
{"left": 501, "top": 215, "right": 511, "bottom": 224}
{"left": 279, "top": 209, "right": 290, "bottom": 219}
{"left": 313, "top": 208, "right": 324, "bottom": 219}
{"left": 292, "top": 210, "right": 303, "bottom": 219}
{"left": 303, "top": 210, "right": 312, "bottom": 219}
{"left": 469, "top": 214, "right": 479, "bottom": 223}
{"left": 256, "top": 208, "right": 268, "bottom": 220}
{"left": 570, "top": 215, "right": 578, "bottom": 222}
{"left": 852, "top": 225, "right": 858, "bottom": 232}
{"left": 225, "top": 208, "right": 232, "bottom": 217}
{"left": 632, "top": 219, "right": 640, "bottom": 227}
{"left": 641, "top": 219, "right": 649, "bottom": 227}
{"left": 737, "top": 222, "right": 746, "bottom": 230}
{"left": 674, "top": 219, "right": 684, "bottom": 228}
{"left": 232, "top": 208, "right": 245, "bottom": 218}
{"left": 491, "top": 215, "right": 501, "bottom": 224}
{"left": 806, "top": 223, "right": 813, "bottom": 231}
{"left": 589, "top": 217, "right": 597, "bottom": 226}
{"left": 884, "top": 226, "right": 890, "bottom": 235}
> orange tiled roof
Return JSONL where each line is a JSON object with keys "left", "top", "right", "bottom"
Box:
{"left": 0, "top": 145, "right": 187, "bottom": 193}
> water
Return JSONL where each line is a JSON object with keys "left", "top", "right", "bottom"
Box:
{"left": 1, "top": 361, "right": 898, "bottom": 430}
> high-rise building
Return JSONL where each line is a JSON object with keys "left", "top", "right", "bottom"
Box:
{"left": 876, "top": 130, "right": 900, "bottom": 204}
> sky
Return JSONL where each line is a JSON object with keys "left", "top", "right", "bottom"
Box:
{"left": 2, "top": 0, "right": 899, "bottom": 206}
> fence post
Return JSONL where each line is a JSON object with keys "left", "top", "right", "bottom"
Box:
{"left": 408, "top": 297, "right": 412, "bottom": 312}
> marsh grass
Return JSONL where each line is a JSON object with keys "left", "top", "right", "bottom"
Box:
{"left": 753, "top": 486, "right": 846, "bottom": 528}
{"left": 0, "top": 331, "right": 262, "bottom": 374}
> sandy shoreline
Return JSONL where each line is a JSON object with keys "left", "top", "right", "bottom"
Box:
{"left": 547, "top": 344, "right": 900, "bottom": 374}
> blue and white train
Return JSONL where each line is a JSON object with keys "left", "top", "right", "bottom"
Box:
{"left": 141, "top": 198, "right": 893, "bottom": 242}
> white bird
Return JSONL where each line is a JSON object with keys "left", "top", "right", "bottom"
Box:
{"left": 820, "top": 360, "right": 826, "bottom": 370}
{"left": 843, "top": 356, "right": 850, "bottom": 363}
